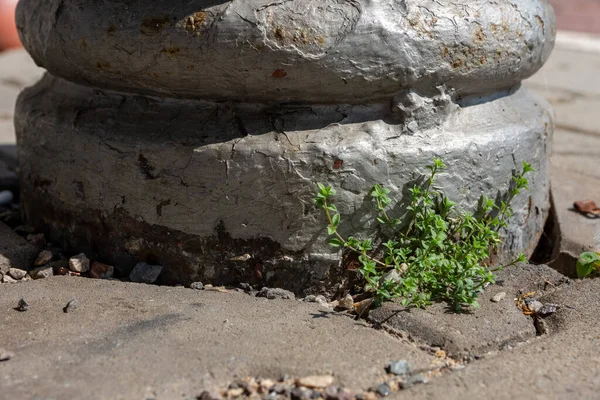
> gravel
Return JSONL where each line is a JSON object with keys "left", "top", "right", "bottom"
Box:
{"left": 29, "top": 266, "right": 53, "bottom": 279}
{"left": 63, "top": 299, "right": 79, "bottom": 313}
{"left": 8, "top": 268, "right": 27, "bottom": 280}
{"left": 386, "top": 360, "right": 411, "bottom": 376}
{"left": 491, "top": 292, "right": 507, "bottom": 302}
{"left": 0, "top": 348, "right": 13, "bottom": 361}
{"left": 90, "top": 262, "right": 114, "bottom": 279}
{"left": 68, "top": 253, "right": 90, "bottom": 273}
{"left": 257, "top": 287, "right": 296, "bottom": 300}
{"left": 296, "top": 375, "right": 335, "bottom": 389}
{"left": 16, "top": 297, "right": 29, "bottom": 312}
{"left": 129, "top": 262, "right": 163, "bottom": 284}
{"left": 375, "top": 383, "right": 391, "bottom": 397}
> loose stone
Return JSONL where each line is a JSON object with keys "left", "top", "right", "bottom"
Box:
{"left": 29, "top": 266, "right": 53, "bottom": 279}
{"left": 89, "top": 262, "right": 114, "bottom": 279}
{"left": 190, "top": 282, "right": 204, "bottom": 291}
{"left": 257, "top": 287, "right": 295, "bottom": 300}
{"left": 525, "top": 299, "right": 544, "bottom": 313}
{"left": 16, "top": 297, "right": 29, "bottom": 312}
{"left": 291, "top": 388, "right": 311, "bottom": 400}
{"left": 401, "top": 374, "right": 428, "bottom": 389}
{"left": 198, "top": 390, "right": 223, "bottom": 400}
{"left": 296, "top": 375, "right": 334, "bottom": 389}
{"left": 362, "top": 392, "right": 377, "bottom": 400}
{"left": 380, "top": 269, "right": 403, "bottom": 285}
{"left": 538, "top": 304, "right": 559, "bottom": 317}
{"left": 491, "top": 292, "right": 507, "bottom": 302}
{"left": 375, "top": 383, "right": 391, "bottom": 397}
{"left": 2, "top": 274, "right": 17, "bottom": 283}
{"left": 0, "top": 348, "right": 13, "bottom": 361}
{"left": 63, "top": 299, "right": 79, "bottom": 313}
{"left": 129, "top": 262, "right": 163, "bottom": 284}
{"left": 386, "top": 360, "right": 411, "bottom": 376}
{"left": 69, "top": 253, "right": 90, "bottom": 273}
{"left": 338, "top": 294, "right": 354, "bottom": 310}
{"left": 33, "top": 249, "right": 53, "bottom": 266}
{"left": 259, "top": 379, "right": 275, "bottom": 392}
{"left": 227, "top": 388, "right": 244, "bottom": 397}
{"left": 8, "top": 268, "right": 26, "bottom": 280}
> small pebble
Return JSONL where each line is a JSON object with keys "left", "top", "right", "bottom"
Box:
{"left": 69, "top": 253, "right": 90, "bottom": 273}
{"left": 386, "top": 360, "right": 411, "bottom": 376}
{"left": 129, "top": 262, "right": 163, "bottom": 284}
{"left": 525, "top": 299, "right": 544, "bottom": 313}
{"left": 491, "top": 292, "right": 507, "bottom": 302}
{"left": 90, "top": 262, "right": 114, "bottom": 279}
{"left": 260, "top": 379, "right": 275, "bottom": 391}
{"left": 362, "top": 393, "right": 377, "bottom": 400}
{"left": 63, "top": 299, "right": 79, "bottom": 313}
{"left": 190, "top": 282, "right": 205, "bottom": 290}
{"left": 16, "top": 298, "right": 29, "bottom": 312}
{"left": 8, "top": 268, "right": 27, "bottom": 280}
{"left": 34, "top": 250, "right": 53, "bottom": 266}
{"left": 0, "top": 348, "right": 13, "bottom": 361}
{"left": 338, "top": 294, "right": 354, "bottom": 310}
{"left": 323, "top": 386, "right": 339, "bottom": 400}
{"left": 227, "top": 388, "right": 244, "bottom": 397}
{"left": 272, "top": 384, "right": 289, "bottom": 395}
{"left": 291, "top": 388, "right": 311, "bottom": 400}
{"left": 402, "top": 373, "right": 428, "bottom": 389}
{"left": 257, "top": 287, "right": 295, "bottom": 300}
{"left": 538, "top": 303, "right": 559, "bottom": 317}
{"left": 198, "top": 390, "right": 223, "bottom": 400}
{"left": 29, "top": 266, "right": 54, "bottom": 279}
{"left": 296, "top": 375, "right": 334, "bottom": 389}
{"left": 375, "top": 383, "right": 391, "bottom": 397}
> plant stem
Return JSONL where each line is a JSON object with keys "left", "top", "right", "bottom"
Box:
{"left": 322, "top": 199, "right": 389, "bottom": 268}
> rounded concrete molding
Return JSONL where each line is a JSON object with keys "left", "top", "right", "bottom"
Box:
{"left": 16, "top": 0, "right": 555, "bottom": 103}
{"left": 15, "top": 75, "right": 552, "bottom": 291}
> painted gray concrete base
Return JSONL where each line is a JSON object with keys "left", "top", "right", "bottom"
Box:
{"left": 15, "top": 75, "right": 552, "bottom": 292}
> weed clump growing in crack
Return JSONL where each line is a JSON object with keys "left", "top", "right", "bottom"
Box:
{"left": 314, "top": 158, "right": 533, "bottom": 311}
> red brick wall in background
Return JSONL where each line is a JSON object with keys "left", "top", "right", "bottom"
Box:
{"left": 550, "top": 0, "right": 600, "bottom": 34}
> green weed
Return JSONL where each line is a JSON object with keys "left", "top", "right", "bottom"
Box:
{"left": 576, "top": 252, "right": 600, "bottom": 278}
{"left": 314, "top": 158, "right": 533, "bottom": 311}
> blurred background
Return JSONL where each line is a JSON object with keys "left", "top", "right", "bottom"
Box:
{"left": 0, "top": 0, "right": 599, "bottom": 52}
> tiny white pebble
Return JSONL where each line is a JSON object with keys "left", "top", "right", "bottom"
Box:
{"left": 491, "top": 292, "right": 507, "bottom": 302}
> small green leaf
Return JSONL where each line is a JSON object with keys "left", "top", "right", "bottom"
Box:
{"left": 577, "top": 252, "right": 600, "bottom": 278}
{"left": 332, "top": 213, "right": 340, "bottom": 227}
{"left": 328, "top": 238, "right": 343, "bottom": 248}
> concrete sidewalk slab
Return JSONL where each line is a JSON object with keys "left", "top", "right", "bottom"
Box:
{"left": 549, "top": 165, "right": 600, "bottom": 276}
{"left": 393, "top": 279, "right": 600, "bottom": 400}
{"left": 0, "top": 277, "right": 436, "bottom": 399}
{"left": 526, "top": 45, "right": 600, "bottom": 99}
{"left": 368, "top": 264, "right": 568, "bottom": 359}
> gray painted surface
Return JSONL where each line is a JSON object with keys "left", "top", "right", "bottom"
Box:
{"left": 13, "top": 0, "right": 556, "bottom": 291}
{"left": 15, "top": 75, "right": 553, "bottom": 291}
{"left": 16, "top": 0, "right": 555, "bottom": 103}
